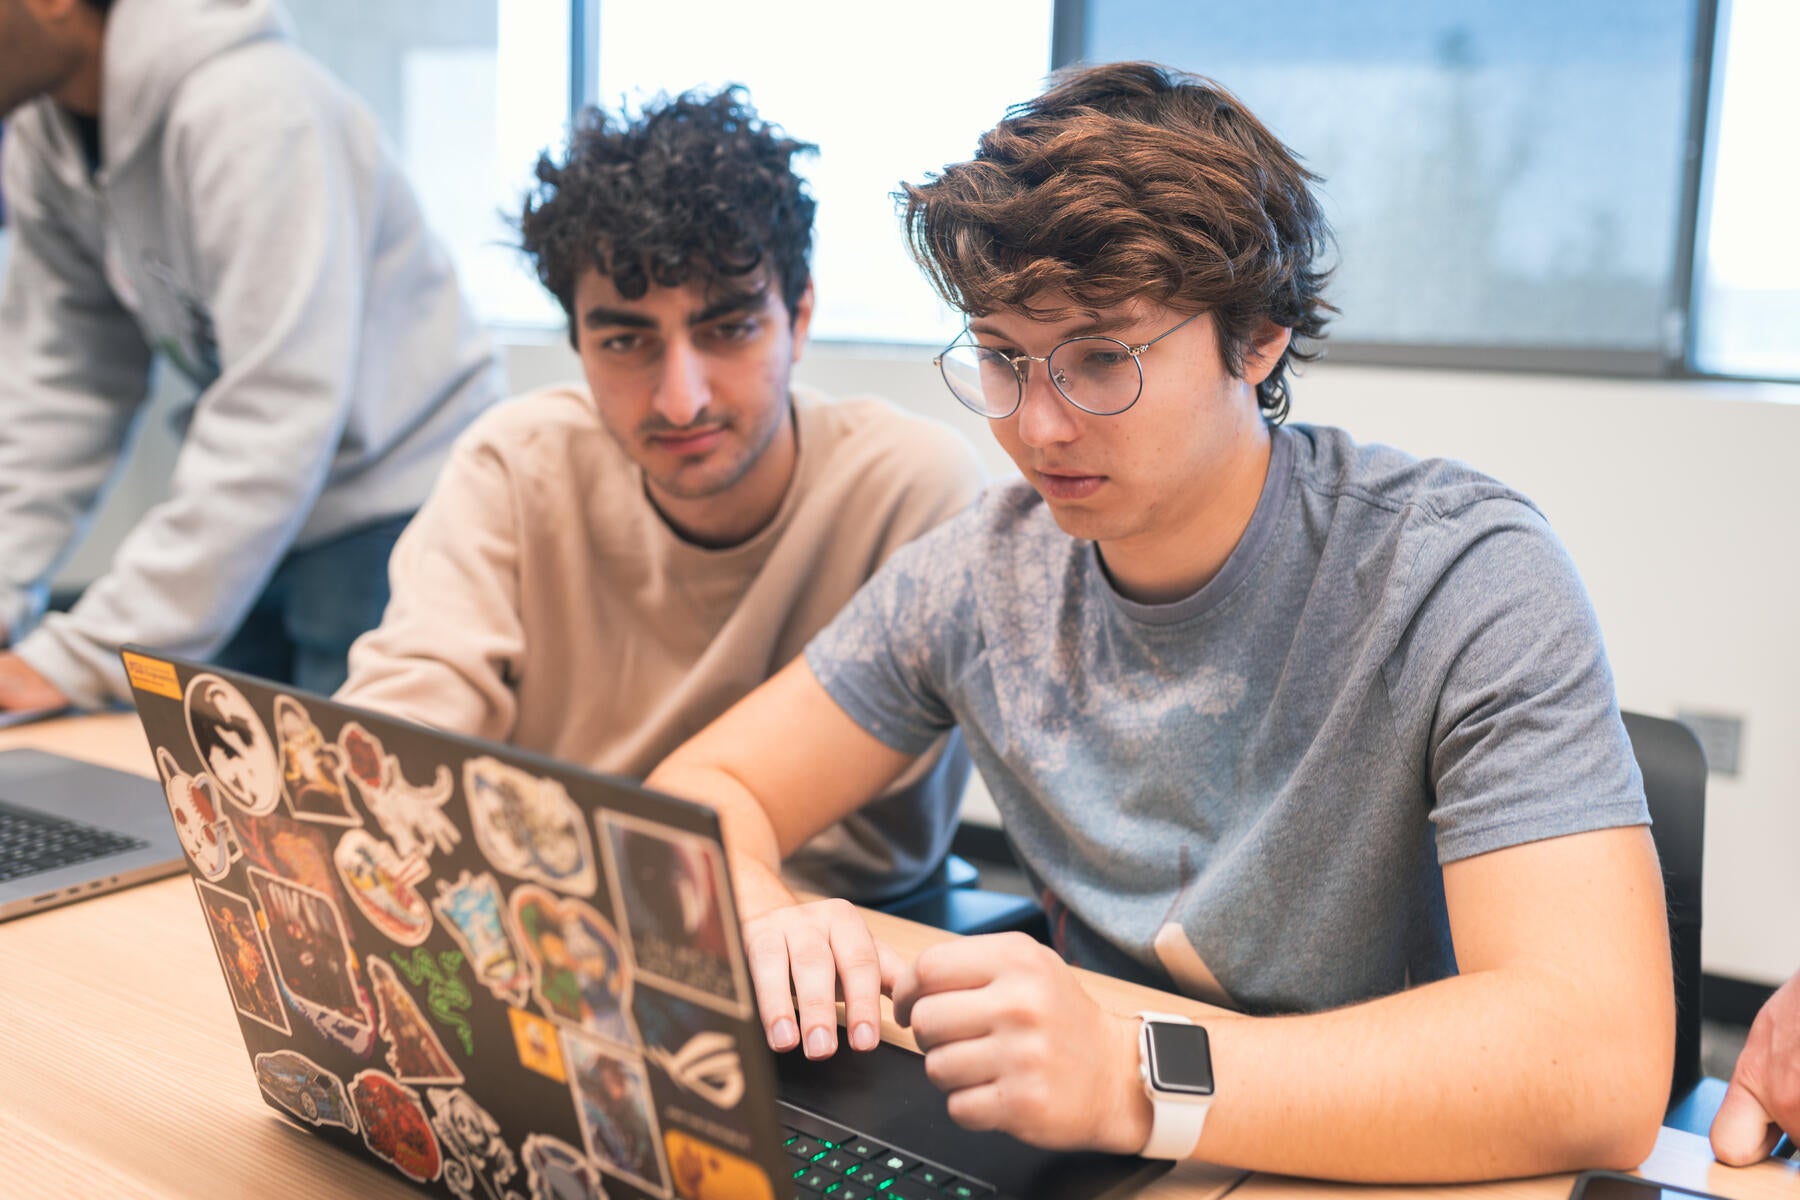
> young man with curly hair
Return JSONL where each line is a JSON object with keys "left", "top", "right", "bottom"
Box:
{"left": 0, "top": 0, "right": 500, "bottom": 709}
{"left": 338, "top": 88, "right": 985, "bottom": 903}
{"left": 647, "top": 63, "right": 1674, "bottom": 1180}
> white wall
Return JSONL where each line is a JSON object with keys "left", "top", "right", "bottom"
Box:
{"left": 46, "top": 333, "right": 1800, "bottom": 987}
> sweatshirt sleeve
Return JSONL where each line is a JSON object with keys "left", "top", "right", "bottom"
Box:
{"left": 334, "top": 430, "right": 526, "bottom": 743}
{"left": 0, "top": 128, "right": 154, "bottom": 640}
{"left": 14, "top": 68, "right": 370, "bottom": 704}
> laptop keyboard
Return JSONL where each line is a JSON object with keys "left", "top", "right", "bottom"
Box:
{"left": 0, "top": 802, "right": 147, "bottom": 883}
{"left": 783, "top": 1108, "right": 997, "bottom": 1200}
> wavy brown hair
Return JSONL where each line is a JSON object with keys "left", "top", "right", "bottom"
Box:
{"left": 900, "top": 62, "right": 1335, "bottom": 421}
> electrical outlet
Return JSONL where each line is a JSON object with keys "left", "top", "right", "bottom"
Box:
{"left": 1675, "top": 710, "right": 1744, "bottom": 777}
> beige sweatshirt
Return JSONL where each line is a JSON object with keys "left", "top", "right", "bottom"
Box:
{"left": 338, "top": 383, "right": 986, "bottom": 899}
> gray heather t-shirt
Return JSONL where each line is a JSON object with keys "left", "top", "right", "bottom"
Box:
{"left": 805, "top": 423, "right": 1648, "bottom": 1016}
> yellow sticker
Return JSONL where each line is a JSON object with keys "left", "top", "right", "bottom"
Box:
{"left": 122, "top": 652, "right": 181, "bottom": 700}
{"left": 664, "top": 1130, "right": 773, "bottom": 1200}
{"left": 508, "top": 1007, "right": 566, "bottom": 1082}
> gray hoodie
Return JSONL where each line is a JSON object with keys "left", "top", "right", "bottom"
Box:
{"left": 0, "top": 0, "right": 502, "bottom": 706}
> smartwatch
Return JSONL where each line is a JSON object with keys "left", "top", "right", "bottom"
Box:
{"left": 1135, "top": 1011, "right": 1214, "bottom": 1160}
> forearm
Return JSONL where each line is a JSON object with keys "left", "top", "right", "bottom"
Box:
{"left": 1181, "top": 964, "right": 1668, "bottom": 1180}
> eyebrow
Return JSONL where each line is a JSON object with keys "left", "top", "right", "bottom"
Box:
{"left": 580, "top": 286, "right": 771, "bottom": 332}
{"left": 968, "top": 312, "right": 1131, "bottom": 342}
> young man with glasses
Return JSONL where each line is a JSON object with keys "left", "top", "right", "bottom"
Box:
{"left": 647, "top": 63, "right": 1674, "bottom": 1179}
{"left": 337, "top": 87, "right": 985, "bottom": 903}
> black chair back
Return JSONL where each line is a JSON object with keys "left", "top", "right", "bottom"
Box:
{"left": 1621, "top": 710, "right": 1707, "bottom": 1106}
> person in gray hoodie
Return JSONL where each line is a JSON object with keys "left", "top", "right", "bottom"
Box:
{"left": 0, "top": 0, "right": 501, "bottom": 713}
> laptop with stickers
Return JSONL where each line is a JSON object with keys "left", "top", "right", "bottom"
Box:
{"left": 122, "top": 649, "right": 1168, "bottom": 1200}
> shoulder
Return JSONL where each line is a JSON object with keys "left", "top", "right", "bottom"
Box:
{"left": 795, "top": 388, "right": 986, "bottom": 496}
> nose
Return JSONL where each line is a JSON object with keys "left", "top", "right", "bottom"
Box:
{"left": 1010, "top": 355, "right": 1079, "bottom": 449}
{"left": 654, "top": 335, "right": 710, "bottom": 427}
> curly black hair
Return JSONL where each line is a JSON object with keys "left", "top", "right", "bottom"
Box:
{"left": 520, "top": 86, "right": 817, "bottom": 343}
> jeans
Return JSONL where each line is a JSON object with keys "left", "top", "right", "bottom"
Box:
{"left": 211, "top": 513, "right": 412, "bottom": 696}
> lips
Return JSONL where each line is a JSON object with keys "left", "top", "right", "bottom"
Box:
{"left": 1034, "top": 469, "right": 1105, "bottom": 501}
{"left": 648, "top": 427, "right": 728, "bottom": 457}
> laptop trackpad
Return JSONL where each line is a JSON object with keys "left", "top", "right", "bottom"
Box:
{"left": 774, "top": 1039, "right": 1168, "bottom": 1199}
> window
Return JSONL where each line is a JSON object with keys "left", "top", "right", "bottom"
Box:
{"left": 1690, "top": 0, "right": 1800, "bottom": 378}
{"left": 589, "top": 0, "right": 1054, "bottom": 345}
{"left": 1076, "top": 0, "right": 1703, "bottom": 366}
{"left": 284, "top": 0, "right": 570, "bottom": 329}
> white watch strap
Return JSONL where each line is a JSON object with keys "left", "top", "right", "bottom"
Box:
{"left": 1138, "top": 1012, "right": 1210, "bottom": 1160}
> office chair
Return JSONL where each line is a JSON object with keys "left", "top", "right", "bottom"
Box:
{"left": 1620, "top": 710, "right": 1722, "bottom": 1132}
{"left": 873, "top": 849, "right": 1048, "bottom": 940}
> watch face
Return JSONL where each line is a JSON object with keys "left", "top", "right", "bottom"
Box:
{"left": 1147, "top": 1022, "right": 1214, "bottom": 1096}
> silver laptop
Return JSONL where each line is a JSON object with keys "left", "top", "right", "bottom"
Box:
{"left": 0, "top": 747, "right": 185, "bottom": 921}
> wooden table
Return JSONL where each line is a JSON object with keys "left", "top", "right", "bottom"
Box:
{"left": 2, "top": 716, "right": 1796, "bottom": 1200}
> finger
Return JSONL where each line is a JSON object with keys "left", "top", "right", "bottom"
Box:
{"left": 912, "top": 932, "right": 1039, "bottom": 997}
{"left": 907, "top": 990, "right": 996, "bottom": 1052}
{"left": 943, "top": 1081, "right": 1007, "bottom": 1134}
{"left": 742, "top": 920, "right": 800, "bottom": 1052}
{"left": 1711, "top": 1078, "right": 1781, "bottom": 1166}
{"left": 828, "top": 913, "right": 886, "bottom": 1052}
{"left": 785, "top": 921, "right": 841, "bottom": 1059}
{"left": 876, "top": 940, "right": 906, "bottom": 998}
{"left": 922, "top": 1035, "right": 1003, "bottom": 1094}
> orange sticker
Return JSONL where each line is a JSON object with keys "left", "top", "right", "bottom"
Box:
{"left": 508, "top": 1007, "right": 566, "bottom": 1082}
{"left": 664, "top": 1130, "right": 772, "bottom": 1200}
{"left": 122, "top": 652, "right": 181, "bottom": 700}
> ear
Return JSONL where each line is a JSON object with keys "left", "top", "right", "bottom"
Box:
{"left": 1240, "top": 320, "right": 1293, "bottom": 388}
{"left": 788, "top": 281, "right": 816, "bottom": 364}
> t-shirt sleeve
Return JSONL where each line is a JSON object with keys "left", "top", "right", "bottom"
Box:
{"left": 804, "top": 515, "right": 974, "bottom": 757}
{"left": 1389, "top": 501, "right": 1649, "bottom": 864}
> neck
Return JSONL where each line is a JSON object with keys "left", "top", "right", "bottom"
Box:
{"left": 649, "top": 409, "right": 799, "bottom": 549}
{"left": 51, "top": 20, "right": 104, "bottom": 118}
{"left": 1098, "top": 418, "right": 1275, "bottom": 606}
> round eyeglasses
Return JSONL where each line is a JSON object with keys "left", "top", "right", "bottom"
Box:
{"left": 933, "top": 311, "right": 1202, "bottom": 419}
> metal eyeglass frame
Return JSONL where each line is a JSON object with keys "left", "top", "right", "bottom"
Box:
{"left": 933, "top": 310, "right": 1203, "bottom": 419}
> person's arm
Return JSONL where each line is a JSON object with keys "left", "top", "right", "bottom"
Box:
{"left": 13, "top": 60, "right": 373, "bottom": 706}
{"left": 647, "top": 655, "right": 919, "bottom": 1059}
{"left": 891, "top": 824, "right": 1671, "bottom": 1177}
{"left": 1712, "top": 969, "right": 1800, "bottom": 1164}
{"left": 0, "top": 124, "right": 154, "bottom": 648}
{"left": 335, "top": 432, "right": 525, "bottom": 739}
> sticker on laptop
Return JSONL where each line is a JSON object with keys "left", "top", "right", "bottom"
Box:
{"left": 232, "top": 808, "right": 347, "bottom": 915}
{"left": 521, "top": 1133, "right": 606, "bottom": 1200}
{"left": 509, "top": 1007, "right": 568, "bottom": 1083}
{"left": 335, "top": 829, "right": 432, "bottom": 946}
{"left": 511, "top": 884, "right": 637, "bottom": 1048}
{"left": 433, "top": 870, "right": 531, "bottom": 1008}
{"left": 253, "top": 1050, "right": 357, "bottom": 1133}
{"left": 636, "top": 992, "right": 745, "bottom": 1113}
{"left": 248, "top": 868, "right": 376, "bottom": 1054}
{"left": 157, "top": 747, "right": 233, "bottom": 880}
{"left": 184, "top": 673, "right": 279, "bottom": 815}
{"left": 389, "top": 947, "right": 476, "bottom": 1057}
{"left": 428, "top": 1087, "right": 522, "bottom": 1200}
{"left": 339, "top": 721, "right": 459, "bottom": 861}
{"left": 274, "top": 696, "right": 359, "bottom": 826}
{"left": 664, "top": 1129, "right": 774, "bottom": 1200}
{"left": 564, "top": 1030, "right": 670, "bottom": 1196}
{"left": 351, "top": 1070, "right": 442, "bottom": 1184}
{"left": 464, "top": 756, "right": 596, "bottom": 896}
{"left": 368, "top": 957, "right": 463, "bottom": 1085}
{"left": 601, "top": 814, "right": 749, "bottom": 1017}
{"left": 194, "top": 878, "right": 290, "bottom": 1034}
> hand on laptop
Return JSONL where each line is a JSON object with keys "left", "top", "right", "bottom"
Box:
{"left": 0, "top": 652, "right": 70, "bottom": 713}
{"left": 1712, "top": 968, "right": 1800, "bottom": 1164}
{"left": 891, "top": 932, "right": 1154, "bottom": 1155}
{"left": 744, "top": 895, "right": 905, "bottom": 1062}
